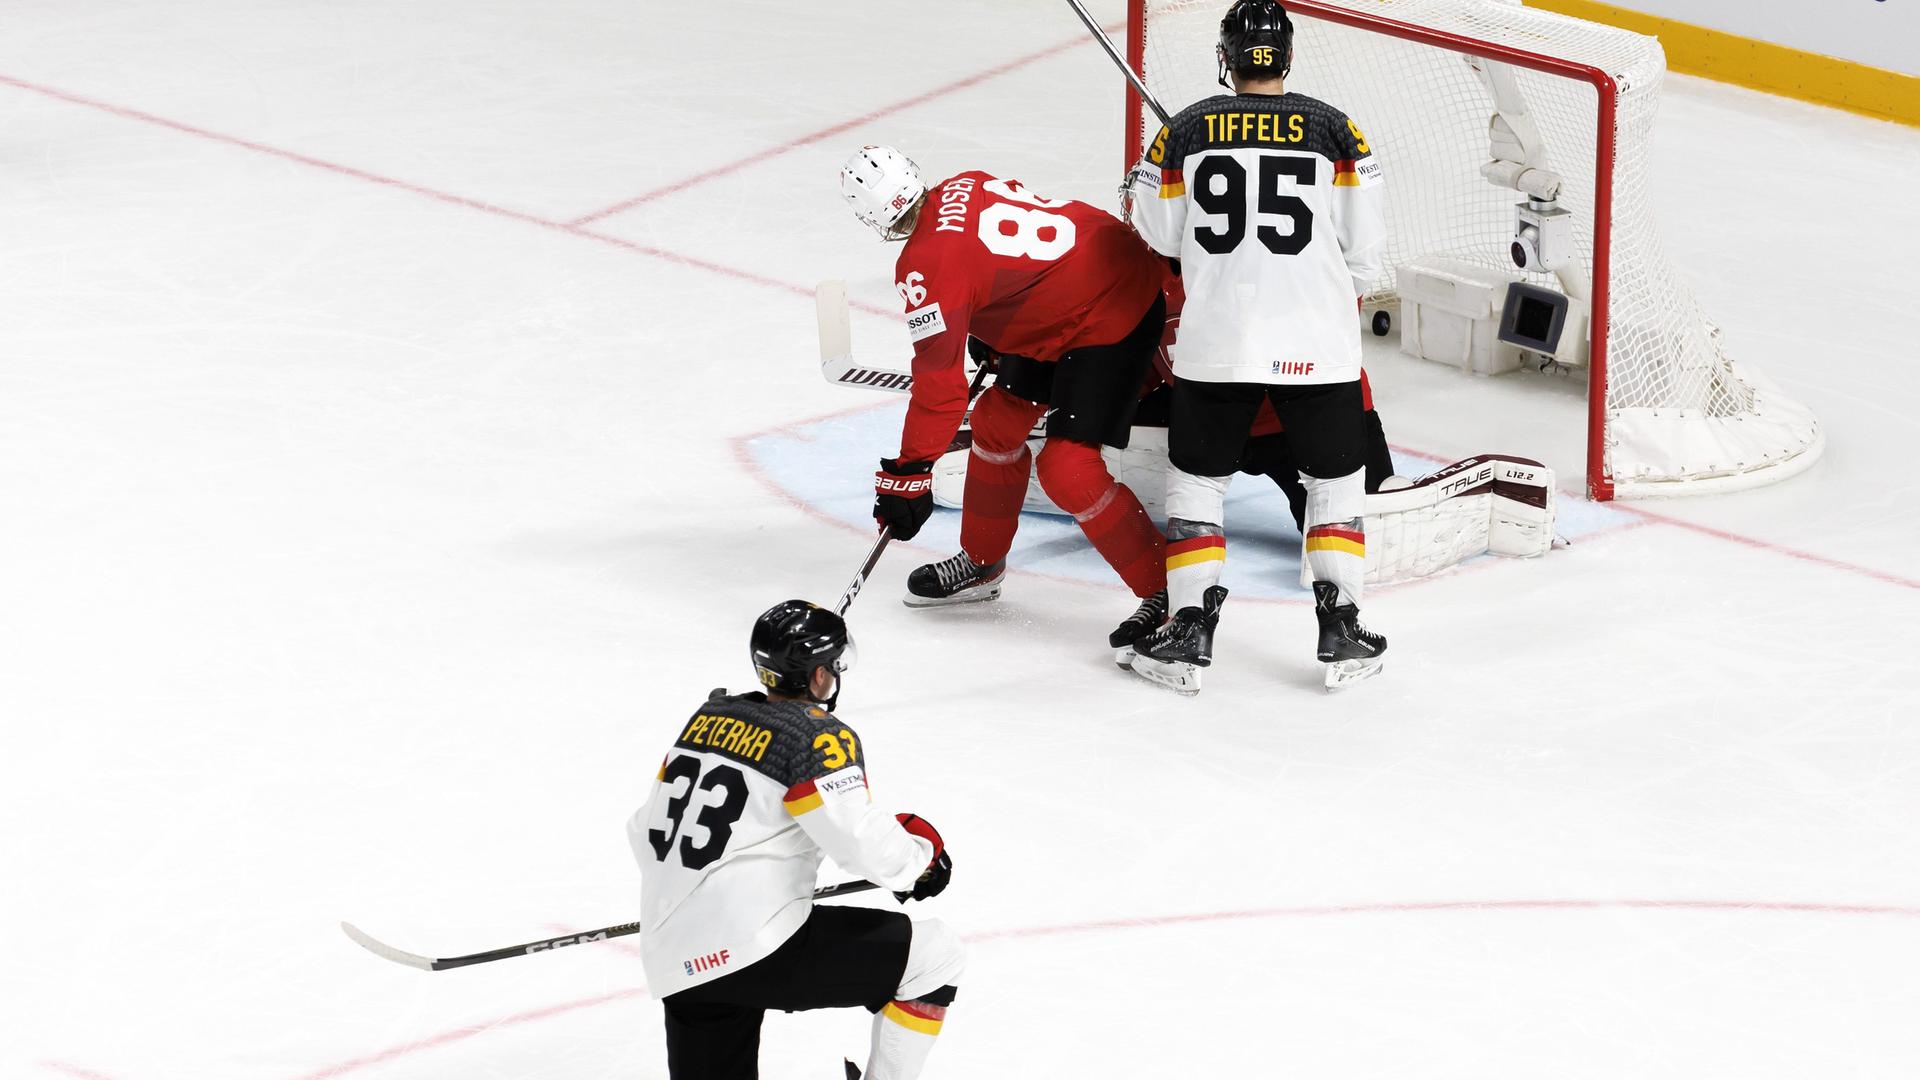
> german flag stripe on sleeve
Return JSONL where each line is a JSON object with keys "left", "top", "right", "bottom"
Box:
{"left": 1159, "top": 167, "right": 1185, "bottom": 199}
{"left": 783, "top": 779, "right": 823, "bottom": 816}
{"left": 1333, "top": 159, "right": 1361, "bottom": 187}
{"left": 1305, "top": 525, "right": 1365, "bottom": 556}
{"left": 882, "top": 999, "right": 947, "bottom": 1035}
{"left": 1166, "top": 534, "right": 1226, "bottom": 571}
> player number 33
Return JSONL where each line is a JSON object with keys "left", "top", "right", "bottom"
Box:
{"left": 814, "top": 729, "right": 859, "bottom": 770}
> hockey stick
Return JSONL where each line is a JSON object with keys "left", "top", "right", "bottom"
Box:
{"left": 832, "top": 359, "right": 993, "bottom": 616}
{"left": 837, "top": 526, "right": 892, "bottom": 616}
{"left": 1062, "top": 0, "right": 1172, "bottom": 128}
{"left": 342, "top": 879, "right": 883, "bottom": 972}
{"left": 817, "top": 280, "right": 915, "bottom": 394}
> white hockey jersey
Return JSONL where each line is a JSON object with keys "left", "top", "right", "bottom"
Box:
{"left": 629, "top": 691, "right": 933, "bottom": 997}
{"left": 1128, "top": 92, "right": 1385, "bottom": 385}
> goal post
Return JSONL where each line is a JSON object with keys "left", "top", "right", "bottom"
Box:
{"left": 1125, "top": 0, "right": 1823, "bottom": 501}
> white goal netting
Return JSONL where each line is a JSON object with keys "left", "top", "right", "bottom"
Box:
{"left": 1136, "top": 0, "right": 1822, "bottom": 497}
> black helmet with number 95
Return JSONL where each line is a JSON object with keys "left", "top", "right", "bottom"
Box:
{"left": 749, "top": 600, "right": 857, "bottom": 707}
{"left": 1218, "top": 0, "right": 1295, "bottom": 87}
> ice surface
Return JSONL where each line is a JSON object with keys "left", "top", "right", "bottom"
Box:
{"left": 1, "top": 2, "right": 1916, "bottom": 1078}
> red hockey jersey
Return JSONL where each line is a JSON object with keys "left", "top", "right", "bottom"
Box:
{"left": 892, "top": 171, "right": 1164, "bottom": 462}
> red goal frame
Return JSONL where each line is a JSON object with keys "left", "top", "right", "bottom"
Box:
{"left": 1125, "top": 0, "right": 1622, "bottom": 500}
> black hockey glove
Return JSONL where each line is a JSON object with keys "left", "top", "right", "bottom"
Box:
{"left": 894, "top": 812, "right": 952, "bottom": 902}
{"left": 874, "top": 458, "right": 935, "bottom": 541}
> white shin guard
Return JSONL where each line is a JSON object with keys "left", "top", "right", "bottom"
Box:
{"left": 1163, "top": 468, "right": 1232, "bottom": 613}
{"left": 865, "top": 919, "right": 965, "bottom": 1080}
{"left": 1301, "top": 469, "right": 1367, "bottom": 607}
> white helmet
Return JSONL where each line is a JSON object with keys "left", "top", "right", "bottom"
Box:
{"left": 840, "top": 145, "right": 925, "bottom": 239}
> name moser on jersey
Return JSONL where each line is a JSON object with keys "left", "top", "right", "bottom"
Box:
{"left": 840, "top": 146, "right": 1170, "bottom": 644}
{"left": 630, "top": 601, "right": 961, "bottom": 1080}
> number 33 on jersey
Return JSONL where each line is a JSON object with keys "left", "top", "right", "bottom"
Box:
{"left": 629, "top": 692, "right": 935, "bottom": 996}
{"left": 888, "top": 170, "right": 1165, "bottom": 463}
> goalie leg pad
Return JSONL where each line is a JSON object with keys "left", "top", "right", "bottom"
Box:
{"left": 1301, "top": 469, "right": 1367, "bottom": 607}
{"left": 1360, "top": 456, "right": 1558, "bottom": 585}
{"left": 957, "top": 388, "right": 1044, "bottom": 566}
{"left": 1035, "top": 438, "right": 1166, "bottom": 597}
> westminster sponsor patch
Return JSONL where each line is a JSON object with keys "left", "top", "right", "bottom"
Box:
{"left": 816, "top": 765, "right": 870, "bottom": 804}
{"left": 905, "top": 303, "right": 946, "bottom": 342}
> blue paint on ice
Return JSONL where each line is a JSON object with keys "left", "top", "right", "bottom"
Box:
{"left": 745, "top": 404, "right": 1637, "bottom": 600}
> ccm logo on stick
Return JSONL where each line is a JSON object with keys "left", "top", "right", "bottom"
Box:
{"left": 527, "top": 931, "right": 609, "bottom": 954}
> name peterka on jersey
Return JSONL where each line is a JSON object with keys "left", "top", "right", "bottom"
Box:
{"left": 679, "top": 712, "right": 773, "bottom": 763}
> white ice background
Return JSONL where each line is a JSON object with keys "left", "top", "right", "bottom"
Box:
{"left": 2, "top": 2, "right": 1918, "bottom": 1078}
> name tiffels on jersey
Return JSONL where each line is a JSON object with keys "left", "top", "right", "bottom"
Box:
{"left": 935, "top": 176, "right": 977, "bottom": 233}
{"left": 1205, "top": 111, "right": 1307, "bottom": 145}
{"left": 679, "top": 713, "right": 773, "bottom": 762}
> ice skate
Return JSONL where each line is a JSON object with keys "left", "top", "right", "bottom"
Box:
{"left": 1108, "top": 589, "right": 1168, "bottom": 667}
{"left": 1314, "top": 581, "right": 1386, "bottom": 690}
{"left": 1127, "top": 586, "right": 1226, "bottom": 696}
{"left": 904, "top": 551, "right": 1005, "bottom": 607}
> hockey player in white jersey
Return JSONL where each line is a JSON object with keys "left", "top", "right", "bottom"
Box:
{"left": 1123, "top": 0, "right": 1389, "bottom": 692}
{"left": 630, "top": 600, "right": 962, "bottom": 1079}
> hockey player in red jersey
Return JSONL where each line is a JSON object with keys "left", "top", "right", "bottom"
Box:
{"left": 840, "top": 145, "right": 1170, "bottom": 628}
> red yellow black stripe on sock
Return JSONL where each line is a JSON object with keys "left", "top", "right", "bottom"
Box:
{"left": 881, "top": 998, "right": 948, "bottom": 1036}
{"left": 1166, "top": 534, "right": 1225, "bottom": 571}
{"left": 1305, "top": 525, "right": 1365, "bottom": 557}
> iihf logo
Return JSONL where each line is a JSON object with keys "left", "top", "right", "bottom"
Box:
{"left": 684, "top": 949, "right": 731, "bottom": 976}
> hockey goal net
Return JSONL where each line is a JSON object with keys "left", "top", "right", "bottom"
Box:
{"left": 1127, "top": 0, "right": 1822, "bottom": 499}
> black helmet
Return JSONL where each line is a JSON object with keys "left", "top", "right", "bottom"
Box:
{"left": 1218, "top": 0, "right": 1294, "bottom": 87}
{"left": 750, "top": 600, "right": 857, "bottom": 701}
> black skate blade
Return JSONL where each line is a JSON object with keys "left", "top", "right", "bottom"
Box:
{"left": 844, "top": 1059, "right": 862, "bottom": 1080}
{"left": 1129, "top": 653, "right": 1202, "bottom": 696}
{"left": 1324, "top": 657, "right": 1384, "bottom": 691}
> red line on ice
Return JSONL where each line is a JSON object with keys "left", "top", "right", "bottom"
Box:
{"left": 1610, "top": 502, "right": 1920, "bottom": 591}
{"left": 51, "top": 897, "right": 1915, "bottom": 1079}
{"left": 0, "top": 73, "right": 897, "bottom": 319}
{"left": 566, "top": 26, "right": 1120, "bottom": 227}
{"left": 41, "top": 1063, "right": 122, "bottom": 1080}
{"left": 1, "top": 75, "right": 1911, "bottom": 588}
{"left": 962, "top": 897, "right": 1920, "bottom": 944}
{"left": 286, "top": 986, "right": 650, "bottom": 1080}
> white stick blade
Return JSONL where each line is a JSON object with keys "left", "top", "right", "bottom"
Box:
{"left": 815, "top": 280, "right": 852, "bottom": 365}
{"left": 341, "top": 921, "right": 437, "bottom": 971}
